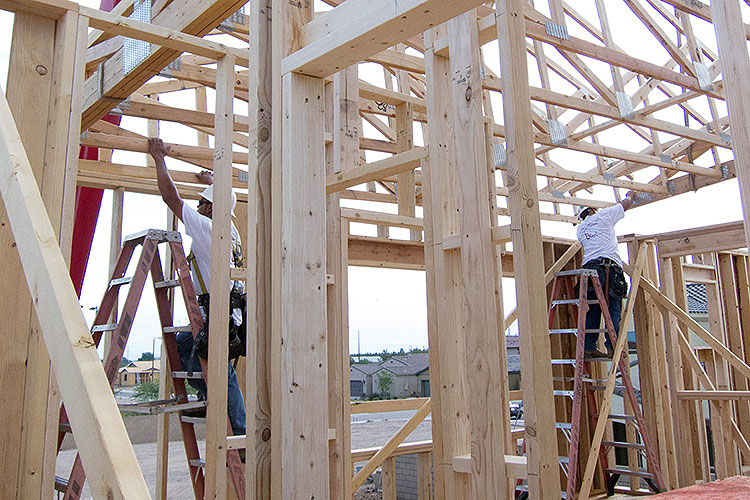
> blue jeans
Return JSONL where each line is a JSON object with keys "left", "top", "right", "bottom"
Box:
{"left": 583, "top": 263, "right": 624, "bottom": 352}
{"left": 176, "top": 331, "right": 246, "bottom": 435}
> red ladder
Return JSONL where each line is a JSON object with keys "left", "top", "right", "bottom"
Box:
{"left": 55, "top": 229, "right": 245, "bottom": 500}
{"left": 548, "top": 268, "right": 663, "bottom": 498}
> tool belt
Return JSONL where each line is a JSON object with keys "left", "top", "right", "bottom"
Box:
{"left": 189, "top": 291, "right": 247, "bottom": 365}
{"left": 583, "top": 258, "right": 628, "bottom": 299}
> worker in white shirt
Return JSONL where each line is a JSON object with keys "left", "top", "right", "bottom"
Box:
{"left": 576, "top": 190, "right": 635, "bottom": 360}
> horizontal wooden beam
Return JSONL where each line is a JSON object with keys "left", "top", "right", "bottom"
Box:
{"left": 656, "top": 220, "right": 746, "bottom": 258}
{"left": 350, "top": 397, "right": 429, "bottom": 414}
{"left": 281, "top": 0, "right": 486, "bottom": 78}
{"left": 453, "top": 454, "right": 527, "bottom": 479}
{"left": 350, "top": 440, "right": 433, "bottom": 463}
{"left": 348, "top": 236, "right": 426, "bottom": 270}
{"left": 442, "top": 225, "right": 512, "bottom": 250}
{"left": 326, "top": 147, "right": 426, "bottom": 194}
{"left": 677, "top": 390, "right": 750, "bottom": 400}
{"left": 0, "top": 0, "right": 77, "bottom": 19}
{"left": 80, "top": 132, "right": 249, "bottom": 165}
{"left": 341, "top": 208, "right": 423, "bottom": 230}
{"left": 78, "top": 159, "right": 247, "bottom": 189}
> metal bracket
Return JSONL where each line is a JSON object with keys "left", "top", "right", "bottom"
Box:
{"left": 159, "top": 56, "right": 182, "bottom": 78}
{"left": 694, "top": 62, "right": 713, "bottom": 92}
{"left": 721, "top": 164, "right": 729, "bottom": 180}
{"left": 122, "top": 0, "right": 151, "bottom": 76}
{"left": 667, "top": 181, "right": 675, "bottom": 195}
{"left": 110, "top": 98, "right": 131, "bottom": 115}
{"left": 545, "top": 21, "right": 569, "bottom": 40}
{"left": 238, "top": 171, "right": 249, "bottom": 183}
{"left": 721, "top": 132, "right": 731, "bottom": 145}
{"left": 659, "top": 154, "right": 671, "bottom": 164}
{"left": 548, "top": 119, "right": 567, "bottom": 146}
{"left": 551, "top": 190, "right": 565, "bottom": 199}
{"left": 616, "top": 91, "right": 634, "bottom": 119}
{"left": 480, "top": 66, "right": 485, "bottom": 81}
{"left": 494, "top": 143, "right": 507, "bottom": 168}
{"left": 221, "top": 8, "right": 245, "bottom": 30}
{"left": 602, "top": 173, "right": 615, "bottom": 183}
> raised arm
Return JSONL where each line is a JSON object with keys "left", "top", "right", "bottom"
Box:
{"left": 148, "top": 138, "right": 184, "bottom": 220}
{"left": 621, "top": 190, "right": 636, "bottom": 211}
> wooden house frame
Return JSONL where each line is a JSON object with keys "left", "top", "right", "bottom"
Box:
{"left": 2, "top": 0, "right": 750, "bottom": 499}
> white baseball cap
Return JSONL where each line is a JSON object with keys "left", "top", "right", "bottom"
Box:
{"left": 199, "top": 184, "right": 236, "bottom": 217}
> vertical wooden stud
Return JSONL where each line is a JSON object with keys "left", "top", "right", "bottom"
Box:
{"left": 205, "top": 53, "right": 236, "bottom": 500}
{"left": 497, "top": 1, "right": 559, "bottom": 496}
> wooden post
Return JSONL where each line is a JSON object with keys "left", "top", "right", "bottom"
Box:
{"left": 279, "top": 69, "right": 329, "bottom": 499}
{"left": 417, "top": 452, "right": 433, "bottom": 500}
{"left": 496, "top": 1, "right": 559, "bottom": 496}
{"left": 423, "top": 24, "right": 470, "bottom": 500}
{"left": 248, "top": 1, "right": 273, "bottom": 497}
{"left": 719, "top": 255, "right": 750, "bottom": 446}
{"left": 205, "top": 53, "right": 235, "bottom": 500}
{"left": 711, "top": 0, "right": 750, "bottom": 249}
{"left": 1, "top": 10, "right": 85, "bottom": 500}
{"left": 382, "top": 457, "right": 397, "bottom": 500}
{"left": 327, "top": 66, "right": 357, "bottom": 500}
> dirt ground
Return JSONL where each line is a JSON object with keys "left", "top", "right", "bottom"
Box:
{"left": 57, "top": 412, "right": 432, "bottom": 499}
{"left": 354, "top": 484, "right": 382, "bottom": 500}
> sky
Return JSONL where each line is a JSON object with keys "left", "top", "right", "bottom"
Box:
{"left": 0, "top": 1, "right": 745, "bottom": 359}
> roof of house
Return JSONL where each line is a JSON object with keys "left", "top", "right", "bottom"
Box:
{"left": 686, "top": 283, "right": 709, "bottom": 315}
{"left": 379, "top": 353, "right": 430, "bottom": 376}
{"left": 505, "top": 336, "right": 520, "bottom": 349}
{"left": 119, "top": 360, "right": 160, "bottom": 373}
{"left": 351, "top": 363, "right": 381, "bottom": 375}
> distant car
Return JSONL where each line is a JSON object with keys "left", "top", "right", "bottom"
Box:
{"left": 509, "top": 401, "right": 523, "bottom": 419}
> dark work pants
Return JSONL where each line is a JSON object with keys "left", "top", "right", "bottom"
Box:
{"left": 583, "top": 262, "right": 625, "bottom": 352}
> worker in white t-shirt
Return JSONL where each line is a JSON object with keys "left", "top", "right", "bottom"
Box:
{"left": 148, "top": 137, "right": 245, "bottom": 436}
{"left": 576, "top": 190, "right": 635, "bottom": 361}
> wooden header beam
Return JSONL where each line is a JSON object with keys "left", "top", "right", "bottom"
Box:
{"left": 280, "top": 0, "right": 487, "bottom": 78}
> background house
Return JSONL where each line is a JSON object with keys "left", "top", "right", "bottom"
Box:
{"left": 117, "top": 360, "right": 161, "bottom": 386}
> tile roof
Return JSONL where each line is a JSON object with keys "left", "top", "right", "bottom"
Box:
{"left": 686, "top": 283, "right": 709, "bottom": 315}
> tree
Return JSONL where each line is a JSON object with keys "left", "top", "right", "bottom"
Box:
{"left": 138, "top": 352, "right": 154, "bottom": 361}
{"left": 120, "top": 357, "right": 131, "bottom": 367}
{"left": 376, "top": 370, "right": 393, "bottom": 397}
{"left": 379, "top": 349, "right": 393, "bottom": 362}
{"left": 132, "top": 380, "right": 159, "bottom": 401}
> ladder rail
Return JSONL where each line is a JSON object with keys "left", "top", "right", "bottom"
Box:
{"left": 590, "top": 273, "right": 664, "bottom": 490}
{"left": 151, "top": 246, "right": 207, "bottom": 498}
{"left": 564, "top": 274, "right": 588, "bottom": 500}
{"left": 577, "top": 244, "right": 664, "bottom": 499}
{"left": 63, "top": 238, "right": 158, "bottom": 500}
